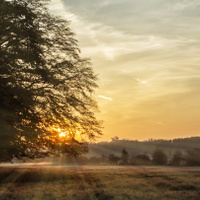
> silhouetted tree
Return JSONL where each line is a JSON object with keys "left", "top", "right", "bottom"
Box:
{"left": 111, "top": 136, "right": 119, "bottom": 141}
{"left": 152, "top": 149, "right": 168, "bottom": 165}
{"left": 185, "top": 149, "right": 200, "bottom": 166}
{"left": 0, "top": 0, "right": 102, "bottom": 162}
{"left": 108, "top": 153, "right": 120, "bottom": 164}
{"left": 136, "top": 154, "right": 151, "bottom": 165}
{"left": 121, "top": 148, "right": 129, "bottom": 164}
{"left": 129, "top": 154, "right": 151, "bottom": 165}
{"left": 171, "top": 151, "right": 183, "bottom": 166}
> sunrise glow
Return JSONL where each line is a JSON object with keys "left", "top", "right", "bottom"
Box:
{"left": 49, "top": 0, "right": 200, "bottom": 141}
{"left": 59, "top": 132, "right": 66, "bottom": 137}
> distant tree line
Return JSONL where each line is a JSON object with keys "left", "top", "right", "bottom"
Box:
{"left": 53, "top": 147, "right": 200, "bottom": 166}
{"left": 88, "top": 137, "right": 200, "bottom": 159}
{"left": 108, "top": 148, "right": 200, "bottom": 166}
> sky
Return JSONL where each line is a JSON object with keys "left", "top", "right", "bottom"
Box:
{"left": 49, "top": 0, "right": 200, "bottom": 141}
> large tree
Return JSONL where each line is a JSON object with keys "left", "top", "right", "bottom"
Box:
{"left": 0, "top": 0, "right": 102, "bottom": 162}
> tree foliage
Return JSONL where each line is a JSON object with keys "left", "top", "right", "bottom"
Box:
{"left": 129, "top": 154, "right": 151, "bottom": 165}
{"left": 108, "top": 153, "right": 120, "bottom": 164}
{"left": 121, "top": 148, "right": 129, "bottom": 164}
{"left": 185, "top": 149, "right": 200, "bottom": 166}
{"left": 171, "top": 151, "right": 183, "bottom": 166}
{"left": 152, "top": 149, "right": 168, "bottom": 165}
{"left": 0, "top": 0, "right": 102, "bottom": 161}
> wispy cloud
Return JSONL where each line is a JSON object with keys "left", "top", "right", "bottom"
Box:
{"left": 49, "top": 0, "right": 200, "bottom": 141}
{"left": 98, "top": 95, "right": 112, "bottom": 101}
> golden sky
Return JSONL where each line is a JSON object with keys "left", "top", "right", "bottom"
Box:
{"left": 49, "top": 0, "right": 200, "bottom": 141}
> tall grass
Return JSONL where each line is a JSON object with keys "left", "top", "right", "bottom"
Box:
{"left": 0, "top": 166, "right": 199, "bottom": 200}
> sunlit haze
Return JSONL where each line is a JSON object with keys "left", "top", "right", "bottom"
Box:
{"left": 49, "top": 0, "right": 200, "bottom": 141}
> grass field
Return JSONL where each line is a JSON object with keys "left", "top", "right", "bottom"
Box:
{"left": 0, "top": 165, "right": 199, "bottom": 200}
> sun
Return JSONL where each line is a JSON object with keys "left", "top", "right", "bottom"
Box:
{"left": 59, "top": 132, "right": 66, "bottom": 137}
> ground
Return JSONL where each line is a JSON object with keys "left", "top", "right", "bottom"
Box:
{"left": 0, "top": 165, "right": 199, "bottom": 200}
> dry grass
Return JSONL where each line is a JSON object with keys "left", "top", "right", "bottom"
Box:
{"left": 0, "top": 165, "right": 199, "bottom": 200}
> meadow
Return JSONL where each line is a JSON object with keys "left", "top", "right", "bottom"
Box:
{"left": 0, "top": 165, "right": 199, "bottom": 200}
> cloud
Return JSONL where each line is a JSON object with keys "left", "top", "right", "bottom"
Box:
{"left": 98, "top": 95, "right": 112, "bottom": 101}
{"left": 61, "top": 0, "right": 200, "bottom": 39}
{"left": 49, "top": 0, "right": 200, "bottom": 140}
